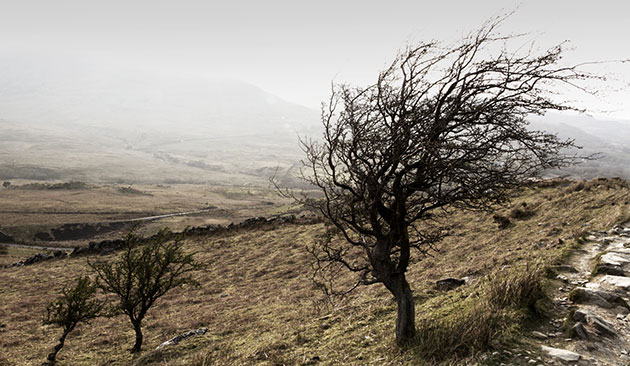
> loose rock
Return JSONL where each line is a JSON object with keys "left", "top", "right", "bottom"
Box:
{"left": 532, "top": 331, "right": 548, "bottom": 339}
{"left": 156, "top": 328, "right": 208, "bottom": 349}
{"left": 601, "top": 275, "right": 630, "bottom": 290}
{"left": 541, "top": 346, "right": 581, "bottom": 362}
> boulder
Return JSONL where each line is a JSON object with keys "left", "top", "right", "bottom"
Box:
{"left": 587, "top": 315, "right": 617, "bottom": 337}
{"left": 601, "top": 275, "right": 630, "bottom": 290}
{"left": 568, "top": 323, "right": 589, "bottom": 340}
{"left": 593, "top": 263, "right": 625, "bottom": 276}
{"left": 572, "top": 309, "right": 617, "bottom": 337}
{"left": 570, "top": 287, "right": 630, "bottom": 310}
{"left": 600, "top": 253, "right": 630, "bottom": 266}
{"left": 609, "top": 247, "right": 630, "bottom": 255}
{"left": 541, "top": 346, "right": 581, "bottom": 362}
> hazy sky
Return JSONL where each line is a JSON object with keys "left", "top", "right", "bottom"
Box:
{"left": 1, "top": 0, "right": 629, "bottom": 118}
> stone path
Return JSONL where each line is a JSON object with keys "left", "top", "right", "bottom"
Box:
{"left": 523, "top": 224, "right": 630, "bottom": 365}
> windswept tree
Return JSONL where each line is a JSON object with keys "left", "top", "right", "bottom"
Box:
{"left": 294, "top": 18, "right": 599, "bottom": 344}
{"left": 43, "top": 276, "right": 105, "bottom": 365}
{"left": 89, "top": 229, "right": 200, "bottom": 353}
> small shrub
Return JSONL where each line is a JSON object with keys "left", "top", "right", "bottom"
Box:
{"left": 43, "top": 276, "right": 105, "bottom": 365}
{"left": 615, "top": 206, "right": 630, "bottom": 226}
{"left": 414, "top": 299, "right": 513, "bottom": 359}
{"left": 572, "top": 228, "right": 590, "bottom": 244}
{"left": 89, "top": 229, "right": 200, "bottom": 353}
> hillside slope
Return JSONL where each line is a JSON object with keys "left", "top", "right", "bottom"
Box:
{"left": 1, "top": 178, "right": 630, "bottom": 365}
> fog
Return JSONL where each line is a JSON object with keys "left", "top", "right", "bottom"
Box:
{"left": 0, "top": 0, "right": 629, "bottom": 183}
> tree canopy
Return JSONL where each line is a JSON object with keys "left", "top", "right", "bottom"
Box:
{"left": 294, "top": 17, "right": 596, "bottom": 344}
{"left": 43, "top": 276, "right": 104, "bottom": 365}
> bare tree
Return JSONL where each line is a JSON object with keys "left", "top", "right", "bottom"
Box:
{"left": 89, "top": 229, "right": 200, "bottom": 353}
{"left": 43, "top": 276, "right": 104, "bottom": 365}
{"left": 292, "top": 18, "right": 599, "bottom": 344}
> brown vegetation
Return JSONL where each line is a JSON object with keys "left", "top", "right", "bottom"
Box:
{"left": 0, "top": 179, "right": 629, "bottom": 365}
{"left": 0, "top": 182, "right": 293, "bottom": 246}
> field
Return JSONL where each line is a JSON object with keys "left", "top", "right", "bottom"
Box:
{"left": 1, "top": 178, "right": 630, "bottom": 365}
{"left": 0, "top": 181, "right": 293, "bottom": 249}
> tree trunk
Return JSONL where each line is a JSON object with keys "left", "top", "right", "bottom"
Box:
{"left": 387, "top": 274, "right": 416, "bottom": 345}
{"left": 131, "top": 322, "right": 143, "bottom": 353}
{"left": 46, "top": 328, "right": 70, "bottom": 364}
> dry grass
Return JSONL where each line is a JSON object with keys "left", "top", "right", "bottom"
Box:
{"left": 1, "top": 179, "right": 629, "bottom": 365}
{"left": 0, "top": 182, "right": 294, "bottom": 248}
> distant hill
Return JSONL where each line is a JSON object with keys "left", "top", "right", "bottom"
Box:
{"left": 0, "top": 56, "right": 318, "bottom": 136}
{"left": 529, "top": 113, "right": 630, "bottom": 179}
{"left": 0, "top": 55, "right": 627, "bottom": 184}
{"left": 0, "top": 59, "right": 319, "bottom": 185}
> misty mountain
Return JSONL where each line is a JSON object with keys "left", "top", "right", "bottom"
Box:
{"left": 0, "top": 59, "right": 320, "bottom": 185}
{"left": 529, "top": 113, "right": 630, "bottom": 179}
{"left": 0, "top": 57, "right": 318, "bottom": 139}
{"left": 1, "top": 55, "right": 629, "bottom": 184}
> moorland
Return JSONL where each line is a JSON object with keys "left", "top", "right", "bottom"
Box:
{"left": 2, "top": 177, "right": 629, "bottom": 365}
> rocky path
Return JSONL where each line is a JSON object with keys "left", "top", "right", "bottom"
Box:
{"left": 514, "top": 224, "right": 630, "bottom": 365}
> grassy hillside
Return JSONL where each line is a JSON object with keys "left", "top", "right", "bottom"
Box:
{"left": 1, "top": 178, "right": 629, "bottom": 366}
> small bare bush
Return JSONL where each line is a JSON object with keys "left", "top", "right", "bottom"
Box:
{"left": 43, "top": 276, "right": 105, "bottom": 365}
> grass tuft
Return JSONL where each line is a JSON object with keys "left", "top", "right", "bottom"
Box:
{"left": 413, "top": 264, "right": 547, "bottom": 360}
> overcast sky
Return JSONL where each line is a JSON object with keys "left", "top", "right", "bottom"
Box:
{"left": 1, "top": 0, "right": 629, "bottom": 118}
